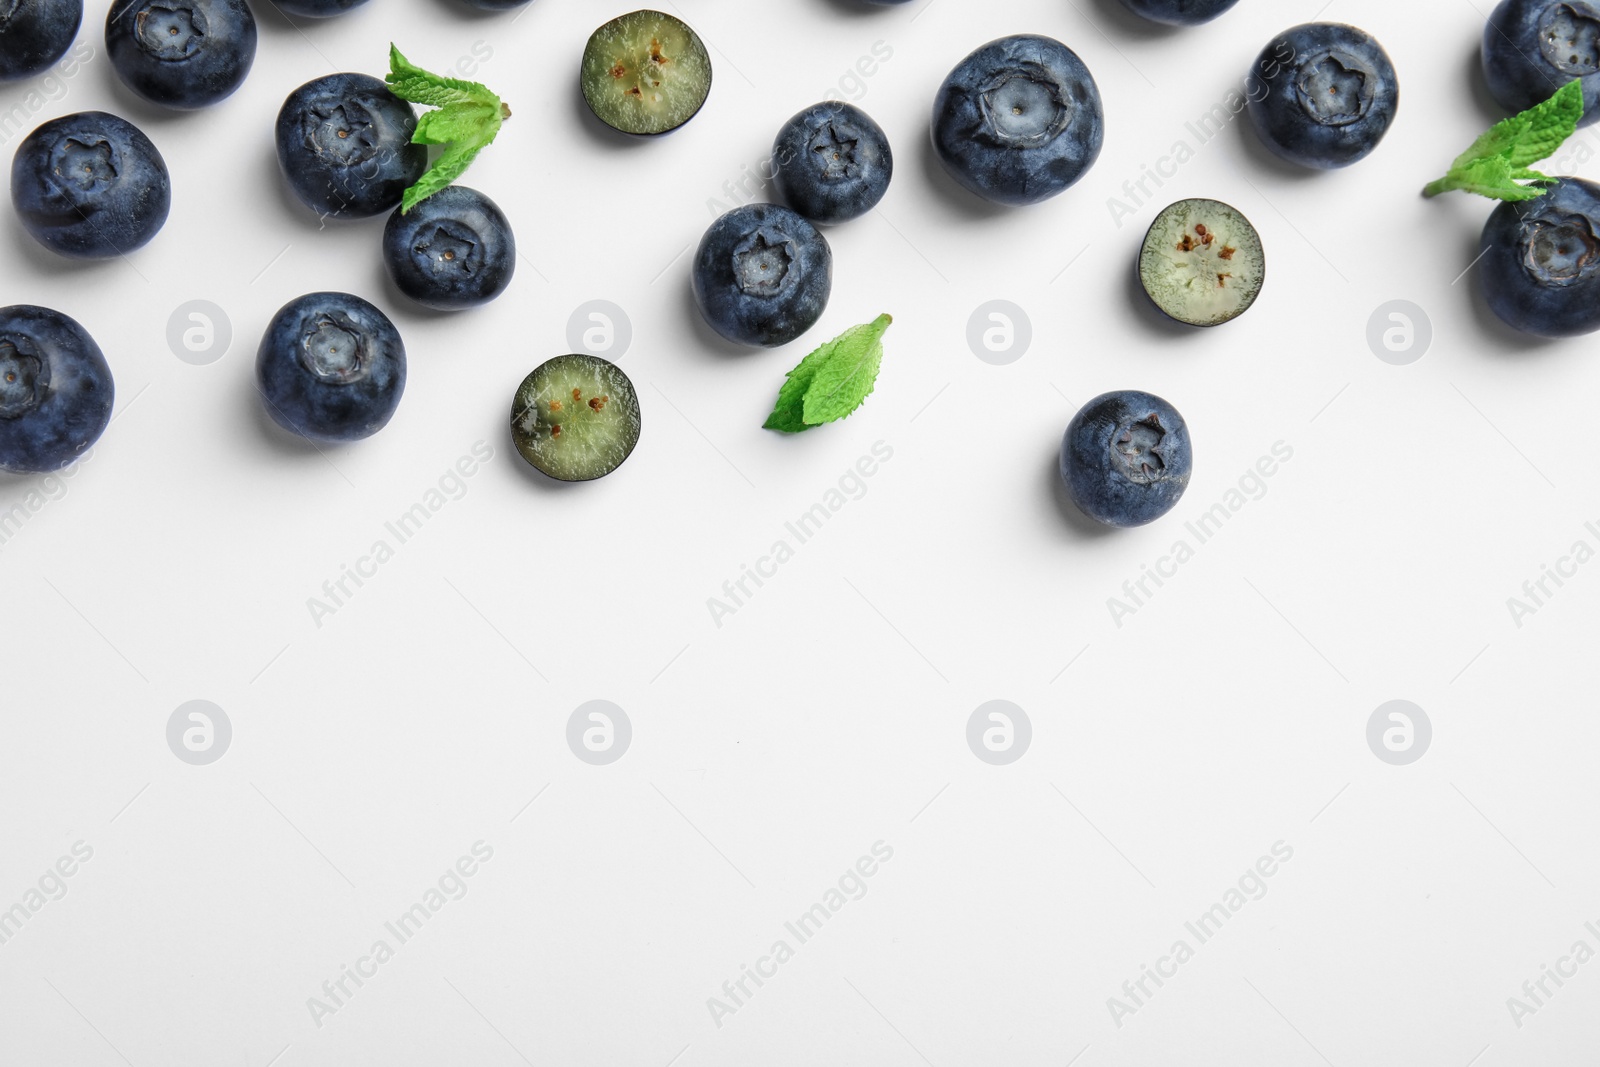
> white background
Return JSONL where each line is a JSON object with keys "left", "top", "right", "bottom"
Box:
{"left": 2, "top": 0, "right": 1598, "bottom": 1063}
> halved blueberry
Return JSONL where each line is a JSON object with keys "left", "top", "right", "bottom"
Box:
{"left": 510, "top": 354, "right": 641, "bottom": 481}
{"left": 581, "top": 9, "right": 712, "bottom": 136}
{"left": 0, "top": 305, "right": 113, "bottom": 473}
{"left": 1139, "top": 199, "right": 1264, "bottom": 327}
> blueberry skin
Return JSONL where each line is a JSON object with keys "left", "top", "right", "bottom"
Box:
{"left": 772, "top": 101, "right": 893, "bottom": 224}
{"left": 11, "top": 111, "right": 170, "bottom": 258}
{"left": 1060, "top": 391, "right": 1192, "bottom": 528}
{"left": 1479, "top": 177, "right": 1600, "bottom": 336}
{"left": 1118, "top": 0, "right": 1238, "bottom": 24}
{"left": 0, "top": 305, "right": 112, "bottom": 474}
{"left": 1484, "top": 0, "right": 1600, "bottom": 126}
{"left": 1246, "top": 23, "right": 1399, "bottom": 169}
{"left": 931, "top": 34, "right": 1104, "bottom": 206}
{"left": 275, "top": 73, "right": 425, "bottom": 220}
{"left": 0, "top": 0, "right": 81, "bottom": 79}
{"left": 693, "top": 203, "right": 832, "bottom": 348}
{"left": 273, "top": 0, "right": 368, "bottom": 17}
{"left": 105, "top": 0, "right": 255, "bottom": 109}
{"left": 382, "top": 186, "right": 515, "bottom": 310}
{"left": 256, "top": 292, "right": 406, "bottom": 443}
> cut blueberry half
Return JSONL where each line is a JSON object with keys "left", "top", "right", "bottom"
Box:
{"left": 581, "top": 9, "right": 712, "bottom": 136}
{"left": 510, "top": 354, "right": 641, "bottom": 481}
{"left": 1138, "top": 199, "right": 1264, "bottom": 327}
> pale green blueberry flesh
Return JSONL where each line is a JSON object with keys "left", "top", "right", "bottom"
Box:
{"left": 580, "top": 10, "right": 712, "bottom": 136}
{"left": 1138, "top": 198, "right": 1264, "bottom": 327}
{"left": 510, "top": 354, "right": 641, "bottom": 481}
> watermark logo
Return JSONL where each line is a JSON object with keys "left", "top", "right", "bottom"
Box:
{"left": 1366, "top": 300, "right": 1432, "bottom": 365}
{"left": 167, "top": 300, "right": 232, "bottom": 366}
{"left": 566, "top": 300, "right": 632, "bottom": 361}
{"left": 966, "top": 300, "right": 1031, "bottom": 365}
{"left": 567, "top": 700, "right": 631, "bottom": 765}
{"left": 967, "top": 701, "right": 1031, "bottom": 765}
{"left": 167, "top": 701, "right": 231, "bottom": 765}
{"left": 1366, "top": 700, "right": 1431, "bottom": 765}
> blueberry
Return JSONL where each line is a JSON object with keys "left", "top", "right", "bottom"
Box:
{"left": 272, "top": 0, "right": 367, "bottom": 17}
{"left": 11, "top": 110, "right": 169, "bottom": 259}
{"left": 382, "top": 186, "right": 515, "bottom": 310}
{"left": 0, "top": 305, "right": 112, "bottom": 473}
{"left": 1060, "top": 391, "right": 1192, "bottom": 528}
{"left": 1139, "top": 199, "right": 1265, "bottom": 327}
{"left": 1484, "top": 0, "right": 1600, "bottom": 124}
{"left": 772, "top": 101, "right": 893, "bottom": 224}
{"left": 1479, "top": 176, "right": 1600, "bottom": 336}
{"left": 275, "top": 73, "right": 425, "bottom": 220}
{"left": 1117, "top": 0, "right": 1238, "bottom": 24}
{"left": 510, "top": 354, "right": 641, "bottom": 481}
{"left": 931, "top": 34, "right": 1104, "bottom": 206}
{"left": 256, "top": 292, "right": 406, "bottom": 442}
{"left": 692, "top": 203, "right": 832, "bottom": 348}
{"left": 581, "top": 10, "right": 712, "bottom": 136}
{"left": 0, "top": 0, "right": 81, "bottom": 80}
{"left": 1246, "top": 23, "right": 1399, "bottom": 169}
{"left": 105, "top": 0, "right": 254, "bottom": 109}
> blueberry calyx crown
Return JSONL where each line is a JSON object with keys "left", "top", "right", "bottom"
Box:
{"left": 732, "top": 227, "right": 796, "bottom": 298}
{"left": 977, "top": 63, "right": 1073, "bottom": 149}
{"left": 1521, "top": 209, "right": 1600, "bottom": 285}
{"left": 299, "top": 313, "right": 370, "bottom": 384}
{"left": 134, "top": 3, "right": 208, "bottom": 62}
{"left": 1293, "top": 50, "right": 1375, "bottom": 127}
{"left": 413, "top": 223, "right": 480, "bottom": 278}
{"left": 0, "top": 337, "right": 49, "bottom": 420}
{"left": 806, "top": 120, "right": 862, "bottom": 181}
{"left": 305, "top": 101, "right": 378, "bottom": 166}
{"left": 1540, "top": 3, "right": 1600, "bottom": 77}
{"left": 52, "top": 136, "right": 118, "bottom": 194}
{"left": 1112, "top": 413, "right": 1169, "bottom": 486}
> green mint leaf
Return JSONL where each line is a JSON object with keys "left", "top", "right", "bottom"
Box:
{"left": 762, "top": 315, "right": 893, "bottom": 432}
{"left": 761, "top": 338, "right": 838, "bottom": 433}
{"left": 385, "top": 44, "right": 509, "bottom": 212}
{"left": 1424, "top": 80, "right": 1584, "bottom": 200}
{"left": 801, "top": 314, "right": 892, "bottom": 425}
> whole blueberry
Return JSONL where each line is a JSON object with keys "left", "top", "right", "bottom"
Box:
{"left": 275, "top": 73, "right": 425, "bottom": 220}
{"left": 1246, "top": 23, "right": 1399, "bottom": 169}
{"left": 0, "top": 0, "right": 81, "bottom": 80}
{"left": 772, "top": 101, "right": 893, "bottom": 224}
{"left": 382, "top": 185, "right": 515, "bottom": 310}
{"left": 693, "top": 203, "right": 832, "bottom": 348}
{"left": 931, "top": 34, "right": 1104, "bottom": 206}
{"left": 0, "top": 305, "right": 113, "bottom": 473}
{"left": 1484, "top": 0, "right": 1600, "bottom": 125}
{"left": 1479, "top": 177, "right": 1600, "bottom": 336}
{"left": 1118, "top": 0, "right": 1238, "bottom": 24}
{"left": 1060, "top": 391, "right": 1192, "bottom": 528}
{"left": 11, "top": 111, "right": 170, "bottom": 259}
{"left": 105, "top": 0, "right": 255, "bottom": 109}
{"left": 256, "top": 292, "right": 406, "bottom": 442}
{"left": 272, "top": 0, "right": 368, "bottom": 17}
